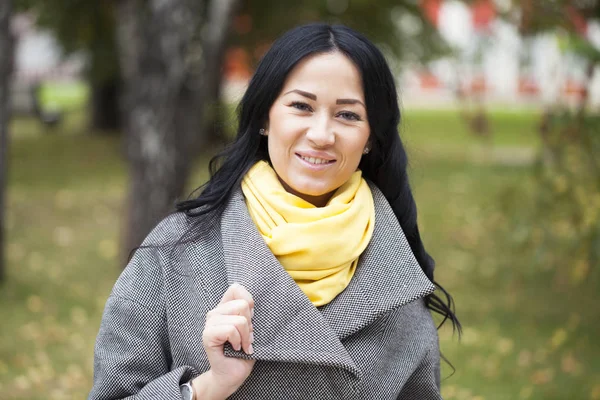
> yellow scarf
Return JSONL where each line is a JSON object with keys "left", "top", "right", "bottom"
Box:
{"left": 241, "top": 161, "right": 375, "bottom": 306}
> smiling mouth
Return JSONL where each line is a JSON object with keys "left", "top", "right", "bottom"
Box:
{"left": 296, "top": 154, "right": 336, "bottom": 165}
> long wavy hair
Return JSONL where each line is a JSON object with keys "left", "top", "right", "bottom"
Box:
{"left": 177, "top": 23, "right": 460, "bottom": 335}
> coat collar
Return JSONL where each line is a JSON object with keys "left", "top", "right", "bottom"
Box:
{"left": 219, "top": 184, "right": 435, "bottom": 378}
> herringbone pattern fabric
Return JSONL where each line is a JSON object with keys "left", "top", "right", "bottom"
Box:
{"left": 89, "top": 184, "right": 443, "bottom": 400}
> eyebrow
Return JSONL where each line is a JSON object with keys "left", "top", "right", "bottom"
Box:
{"left": 283, "top": 89, "right": 365, "bottom": 108}
{"left": 336, "top": 98, "right": 365, "bottom": 107}
{"left": 284, "top": 89, "right": 316, "bottom": 100}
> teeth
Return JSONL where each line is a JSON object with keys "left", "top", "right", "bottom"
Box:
{"left": 301, "top": 156, "right": 330, "bottom": 165}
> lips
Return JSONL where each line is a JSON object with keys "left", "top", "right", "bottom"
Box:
{"left": 295, "top": 152, "right": 336, "bottom": 166}
{"left": 298, "top": 155, "right": 335, "bottom": 165}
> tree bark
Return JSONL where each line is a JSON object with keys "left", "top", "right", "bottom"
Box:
{"left": 88, "top": 21, "right": 122, "bottom": 133}
{"left": 0, "top": 0, "right": 13, "bottom": 283}
{"left": 116, "top": 0, "right": 241, "bottom": 257}
{"left": 201, "top": 0, "right": 240, "bottom": 146}
{"left": 116, "top": 0, "right": 208, "bottom": 256}
{"left": 90, "top": 77, "right": 121, "bottom": 132}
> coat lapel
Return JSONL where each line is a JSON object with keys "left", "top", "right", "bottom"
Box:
{"left": 218, "top": 184, "right": 435, "bottom": 377}
{"left": 220, "top": 189, "right": 360, "bottom": 378}
{"left": 318, "top": 184, "right": 436, "bottom": 340}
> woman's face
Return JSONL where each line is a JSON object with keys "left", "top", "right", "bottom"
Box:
{"left": 266, "top": 52, "right": 370, "bottom": 207}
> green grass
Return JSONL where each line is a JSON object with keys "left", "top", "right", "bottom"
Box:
{"left": 1, "top": 109, "right": 598, "bottom": 399}
{"left": 402, "top": 109, "right": 541, "bottom": 148}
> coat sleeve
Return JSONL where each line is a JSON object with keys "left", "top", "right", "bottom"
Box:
{"left": 397, "top": 344, "right": 443, "bottom": 400}
{"left": 88, "top": 246, "right": 199, "bottom": 400}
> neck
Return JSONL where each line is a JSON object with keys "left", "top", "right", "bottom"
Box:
{"left": 277, "top": 177, "right": 334, "bottom": 207}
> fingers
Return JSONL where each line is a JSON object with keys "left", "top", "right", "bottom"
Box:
{"left": 208, "top": 299, "right": 254, "bottom": 331}
{"left": 203, "top": 323, "right": 243, "bottom": 352}
{"left": 203, "top": 283, "right": 255, "bottom": 355}
{"left": 204, "top": 314, "right": 253, "bottom": 354}
{"left": 219, "top": 283, "right": 255, "bottom": 310}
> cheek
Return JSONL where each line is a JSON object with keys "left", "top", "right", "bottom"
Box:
{"left": 268, "top": 132, "right": 294, "bottom": 156}
{"left": 266, "top": 132, "right": 296, "bottom": 176}
{"left": 267, "top": 122, "right": 304, "bottom": 155}
{"left": 353, "top": 138, "right": 368, "bottom": 155}
{"left": 346, "top": 131, "right": 370, "bottom": 162}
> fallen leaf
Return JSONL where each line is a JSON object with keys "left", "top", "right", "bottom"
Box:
{"left": 530, "top": 368, "right": 554, "bottom": 385}
{"left": 519, "top": 386, "right": 533, "bottom": 399}
{"left": 550, "top": 329, "right": 567, "bottom": 350}
{"left": 518, "top": 350, "right": 532, "bottom": 367}
{"left": 561, "top": 353, "right": 581, "bottom": 375}
{"left": 26, "top": 296, "right": 43, "bottom": 313}
{"left": 590, "top": 384, "right": 600, "bottom": 399}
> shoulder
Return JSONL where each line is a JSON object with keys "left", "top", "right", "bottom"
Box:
{"left": 140, "top": 212, "right": 195, "bottom": 247}
{"left": 134, "top": 209, "right": 222, "bottom": 264}
{"left": 388, "top": 298, "right": 439, "bottom": 350}
{"left": 123, "top": 211, "right": 195, "bottom": 278}
{"left": 111, "top": 212, "right": 210, "bottom": 304}
{"left": 136, "top": 209, "right": 225, "bottom": 277}
{"left": 402, "top": 298, "right": 438, "bottom": 333}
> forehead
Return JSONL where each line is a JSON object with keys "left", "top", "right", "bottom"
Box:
{"left": 281, "top": 52, "right": 364, "bottom": 98}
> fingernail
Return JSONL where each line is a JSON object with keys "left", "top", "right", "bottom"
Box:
{"left": 248, "top": 344, "right": 254, "bottom": 354}
{"left": 250, "top": 332, "right": 254, "bottom": 343}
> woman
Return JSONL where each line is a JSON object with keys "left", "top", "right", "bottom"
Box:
{"left": 89, "top": 23, "right": 459, "bottom": 400}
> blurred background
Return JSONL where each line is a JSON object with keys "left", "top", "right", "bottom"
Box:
{"left": 0, "top": 0, "right": 599, "bottom": 399}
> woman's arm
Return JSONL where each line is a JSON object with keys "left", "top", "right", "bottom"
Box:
{"left": 89, "top": 236, "right": 256, "bottom": 400}
{"left": 88, "top": 246, "right": 199, "bottom": 400}
{"left": 397, "top": 345, "right": 443, "bottom": 400}
{"left": 89, "top": 295, "right": 199, "bottom": 399}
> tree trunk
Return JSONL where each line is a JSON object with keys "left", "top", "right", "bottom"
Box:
{"left": 88, "top": 23, "right": 122, "bottom": 134}
{"left": 116, "top": 0, "right": 241, "bottom": 257}
{"left": 90, "top": 77, "right": 120, "bottom": 132}
{"left": 116, "top": 0, "right": 207, "bottom": 256}
{"left": 0, "top": 0, "right": 13, "bottom": 283}
{"left": 201, "top": 0, "right": 241, "bottom": 146}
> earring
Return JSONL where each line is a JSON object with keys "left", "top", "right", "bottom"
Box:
{"left": 259, "top": 128, "right": 268, "bottom": 136}
{"left": 363, "top": 147, "right": 370, "bottom": 155}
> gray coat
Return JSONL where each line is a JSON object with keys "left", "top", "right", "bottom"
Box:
{"left": 89, "top": 185, "right": 442, "bottom": 400}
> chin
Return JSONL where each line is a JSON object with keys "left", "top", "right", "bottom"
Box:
{"left": 291, "top": 181, "right": 331, "bottom": 197}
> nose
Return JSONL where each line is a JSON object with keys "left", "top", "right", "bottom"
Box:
{"left": 305, "top": 113, "right": 335, "bottom": 147}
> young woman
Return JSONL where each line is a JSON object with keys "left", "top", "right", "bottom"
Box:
{"left": 89, "top": 23, "right": 459, "bottom": 400}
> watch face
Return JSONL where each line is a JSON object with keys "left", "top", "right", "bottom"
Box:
{"left": 180, "top": 383, "right": 193, "bottom": 400}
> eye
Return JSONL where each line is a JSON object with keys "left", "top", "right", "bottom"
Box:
{"left": 337, "top": 111, "right": 362, "bottom": 121}
{"left": 289, "top": 101, "right": 313, "bottom": 112}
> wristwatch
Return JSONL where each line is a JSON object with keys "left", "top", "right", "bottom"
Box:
{"left": 180, "top": 381, "right": 195, "bottom": 400}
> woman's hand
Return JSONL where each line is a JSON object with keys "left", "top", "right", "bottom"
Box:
{"left": 193, "top": 283, "right": 256, "bottom": 399}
